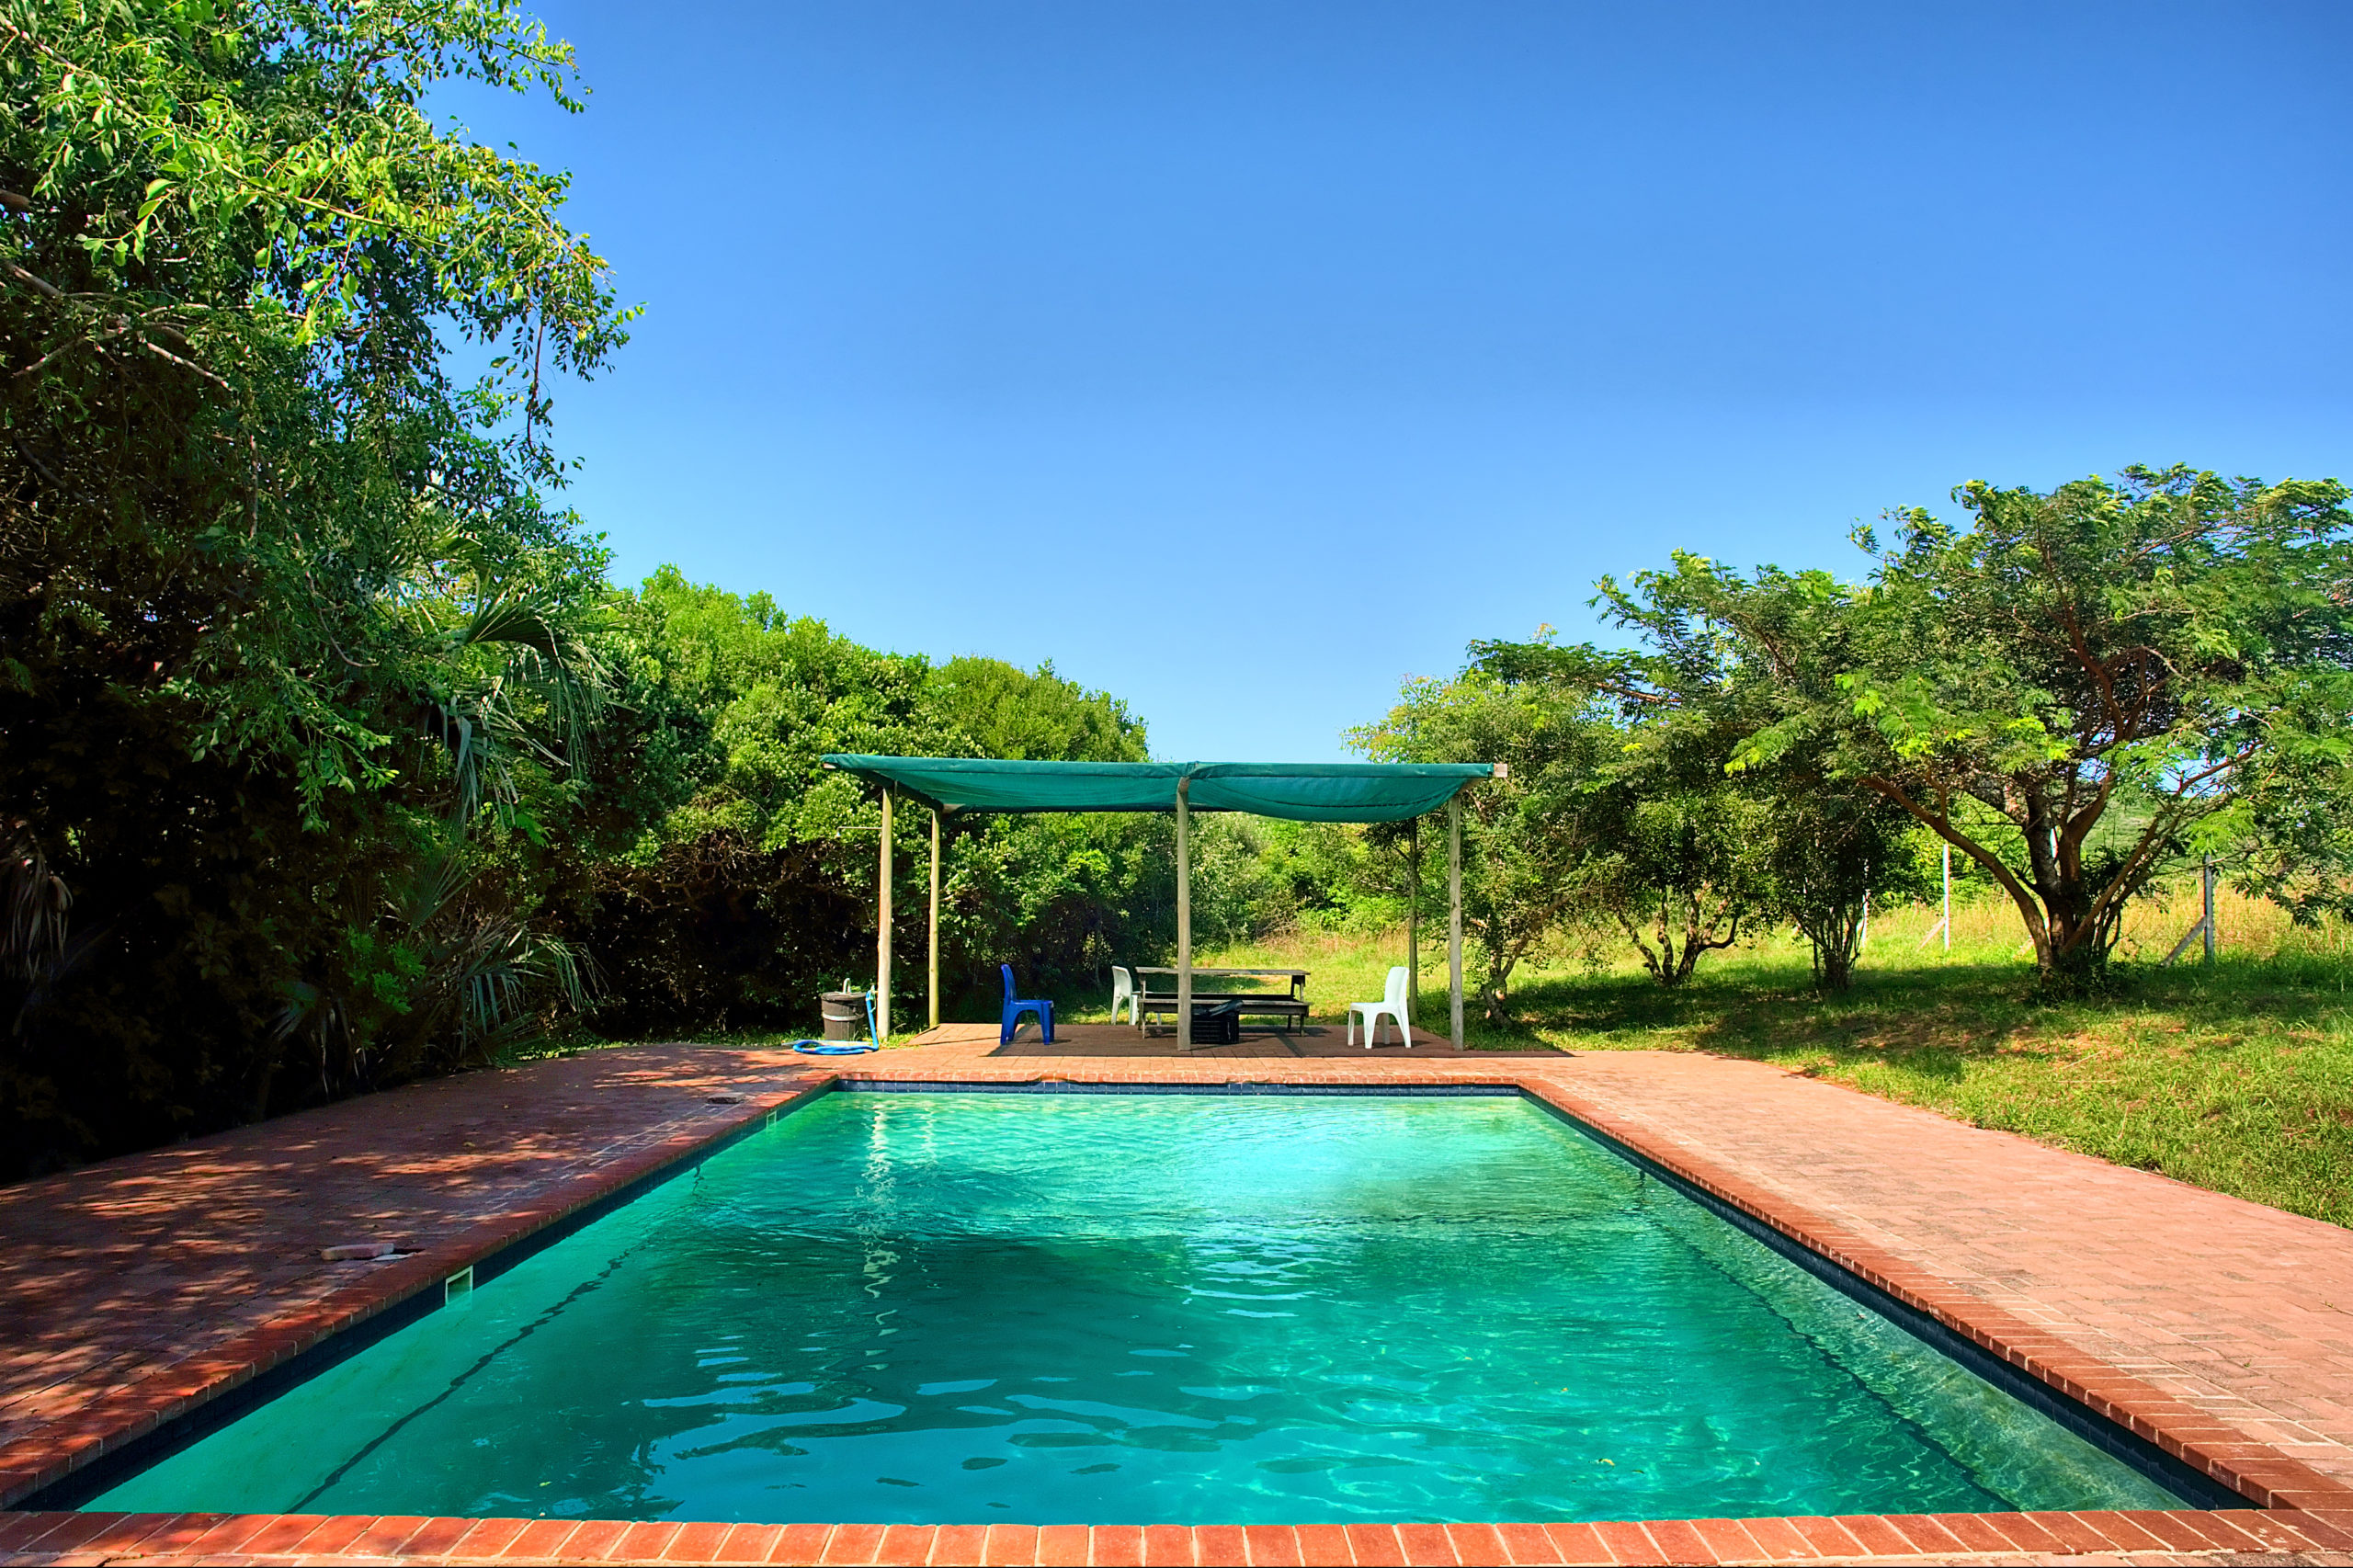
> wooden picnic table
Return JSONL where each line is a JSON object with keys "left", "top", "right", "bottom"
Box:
{"left": 1132, "top": 968, "right": 1310, "bottom": 1033}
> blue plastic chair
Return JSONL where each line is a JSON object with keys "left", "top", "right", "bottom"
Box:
{"left": 1000, "top": 963, "right": 1054, "bottom": 1044}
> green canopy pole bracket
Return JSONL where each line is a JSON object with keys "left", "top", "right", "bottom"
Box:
{"left": 1449, "top": 796, "right": 1463, "bottom": 1051}
{"left": 1176, "top": 777, "right": 1192, "bottom": 1051}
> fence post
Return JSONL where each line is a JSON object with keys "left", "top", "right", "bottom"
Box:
{"left": 2202, "top": 854, "right": 2216, "bottom": 967}
{"left": 2164, "top": 856, "right": 2221, "bottom": 969}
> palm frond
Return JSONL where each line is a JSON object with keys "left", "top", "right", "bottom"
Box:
{"left": 2, "top": 819, "right": 70, "bottom": 983}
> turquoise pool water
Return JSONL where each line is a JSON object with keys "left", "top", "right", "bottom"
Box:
{"left": 93, "top": 1089, "right": 2183, "bottom": 1525}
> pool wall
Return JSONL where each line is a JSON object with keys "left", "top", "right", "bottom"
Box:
{"left": 6, "top": 1056, "right": 2351, "bottom": 1567}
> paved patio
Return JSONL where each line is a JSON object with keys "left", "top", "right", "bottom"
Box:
{"left": 4, "top": 1031, "right": 2353, "bottom": 1564}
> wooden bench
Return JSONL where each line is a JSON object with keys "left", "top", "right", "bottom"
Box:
{"left": 1226, "top": 994, "right": 1310, "bottom": 1031}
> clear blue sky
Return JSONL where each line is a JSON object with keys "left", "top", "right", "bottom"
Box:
{"left": 447, "top": 1, "right": 2351, "bottom": 761}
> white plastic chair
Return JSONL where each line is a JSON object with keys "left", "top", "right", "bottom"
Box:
{"left": 1347, "top": 965, "right": 1414, "bottom": 1049}
{"left": 1110, "top": 965, "right": 1138, "bottom": 1027}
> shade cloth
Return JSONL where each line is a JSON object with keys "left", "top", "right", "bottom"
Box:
{"left": 821, "top": 756, "right": 1495, "bottom": 823}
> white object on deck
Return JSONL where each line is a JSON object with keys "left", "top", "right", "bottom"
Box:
{"left": 1347, "top": 965, "right": 1414, "bottom": 1049}
{"left": 1110, "top": 965, "right": 1139, "bottom": 1027}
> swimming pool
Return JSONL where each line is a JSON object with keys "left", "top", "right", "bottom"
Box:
{"left": 87, "top": 1087, "right": 2193, "bottom": 1525}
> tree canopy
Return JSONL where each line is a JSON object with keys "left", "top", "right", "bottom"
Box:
{"left": 2, "top": 0, "right": 628, "bottom": 1170}
{"left": 1482, "top": 466, "right": 2353, "bottom": 983}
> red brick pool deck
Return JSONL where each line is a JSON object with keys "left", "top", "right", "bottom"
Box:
{"left": 4, "top": 1025, "right": 2352, "bottom": 1565}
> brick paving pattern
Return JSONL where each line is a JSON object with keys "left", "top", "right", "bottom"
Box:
{"left": 3, "top": 1025, "right": 2352, "bottom": 1563}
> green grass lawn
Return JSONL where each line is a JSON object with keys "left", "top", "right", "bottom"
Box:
{"left": 1187, "top": 892, "right": 2353, "bottom": 1228}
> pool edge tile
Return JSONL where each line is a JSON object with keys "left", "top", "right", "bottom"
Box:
{"left": 1486, "top": 1521, "right": 1562, "bottom": 1565}
{"left": 1242, "top": 1523, "right": 1302, "bottom": 1565}
{"left": 1291, "top": 1522, "right": 1353, "bottom": 1567}
{"left": 1192, "top": 1523, "right": 1247, "bottom": 1567}
{"left": 874, "top": 1523, "right": 938, "bottom": 1565}
{"left": 1137, "top": 1521, "right": 1197, "bottom": 1567}
{"left": 1030, "top": 1522, "right": 1086, "bottom": 1566}
{"left": 820, "top": 1520, "right": 889, "bottom": 1565}
{"left": 1585, "top": 1519, "right": 1667, "bottom": 1565}
{"left": 1637, "top": 1518, "right": 1714, "bottom": 1562}
{"left": 1390, "top": 1521, "right": 1456, "bottom": 1566}
{"left": 710, "top": 1522, "right": 786, "bottom": 1564}
{"left": 978, "top": 1521, "right": 1038, "bottom": 1566}
{"left": 448, "top": 1517, "right": 533, "bottom": 1560}
{"left": 613, "top": 1520, "right": 685, "bottom": 1562}
{"left": 663, "top": 1517, "right": 741, "bottom": 1562}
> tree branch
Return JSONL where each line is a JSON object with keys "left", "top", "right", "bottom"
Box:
{"left": 5, "top": 260, "right": 63, "bottom": 301}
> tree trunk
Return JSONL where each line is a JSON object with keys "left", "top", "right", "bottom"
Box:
{"left": 1868, "top": 775, "right": 2149, "bottom": 990}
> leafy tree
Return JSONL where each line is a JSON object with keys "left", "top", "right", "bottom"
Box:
{"left": 1755, "top": 789, "right": 1928, "bottom": 991}
{"left": 0, "top": 0, "right": 630, "bottom": 1170}
{"left": 1354, "top": 673, "right": 1618, "bottom": 1020}
{"left": 1579, "top": 717, "right": 1777, "bottom": 988}
{"left": 1552, "top": 467, "right": 2353, "bottom": 986}
{"left": 571, "top": 571, "right": 1181, "bottom": 1031}
{"left": 934, "top": 656, "right": 1147, "bottom": 765}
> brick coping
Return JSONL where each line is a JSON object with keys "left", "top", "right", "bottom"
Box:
{"left": 6, "top": 1058, "right": 2353, "bottom": 1565}
{"left": 6, "top": 1504, "right": 2353, "bottom": 1564}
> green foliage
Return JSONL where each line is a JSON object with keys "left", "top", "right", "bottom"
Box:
{"left": 567, "top": 570, "right": 1183, "bottom": 1032}
{"left": 1758, "top": 796, "right": 1934, "bottom": 991}
{"left": 1367, "top": 646, "right": 1891, "bottom": 1000}
{"left": 933, "top": 655, "right": 1148, "bottom": 765}
{"left": 1250, "top": 819, "right": 1404, "bottom": 934}
{"left": 0, "top": 0, "right": 630, "bottom": 1173}
{"left": 1551, "top": 467, "right": 2353, "bottom": 988}
{"left": 1584, "top": 718, "right": 1778, "bottom": 988}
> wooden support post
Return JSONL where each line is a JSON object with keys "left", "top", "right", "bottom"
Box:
{"left": 928, "top": 808, "right": 941, "bottom": 1030}
{"left": 1176, "top": 778, "right": 1192, "bottom": 1051}
{"left": 877, "top": 787, "right": 892, "bottom": 1043}
{"left": 1448, "top": 796, "right": 1463, "bottom": 1051}
{"left": 1942, "top": 843, "right": 1950, "bottom": 953}
{"left": 1407, "top": 819, "right": 1420, "bottom": 1018}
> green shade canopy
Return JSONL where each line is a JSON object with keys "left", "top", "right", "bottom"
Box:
{"left": 821, "top": 756, "right": 1496, "bottom": 823}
